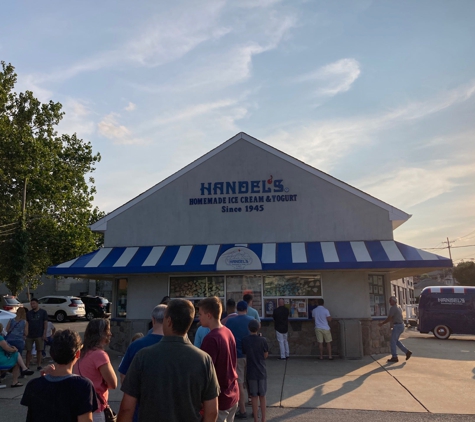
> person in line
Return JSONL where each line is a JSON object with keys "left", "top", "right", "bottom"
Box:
{"left": 0, "top": 323, "right": 34, "bottom": 387}
{"left": 42, "top": 321, "right": 56, "bottom": 358}
{"left": 221, "top": 299, "right": 238, "bottom": 325}
{"left": 119, "top": 304, "right": 166, "bottom": 383}
{"left": 130, "top": 332, "right": 144, "bottom": 343}
{"left": 74, "top": 319, "right": 117, "bottom": 422}
{"left": 225, "top": 301, "right": 254, "bottom": 420}
{"left": 26, "top": 298, "right": 48, "bottom": 370}
{"left": 242, "top": 320, "right": 269, "bottom": 422}
{"left": 312, "top": 298, "right": 333, "bottom": 360}
{"left": 119, "top": 304, "right": 166, "bottom": 422}
{"left": 379, "top": 296, "right": 413, "bottom": 363}
{"left": 194, "top": 325, "right": 211, "bottom": 348}
{"left": 118, "top": 299, "right": 220, "bottom": 422}
{"left": 243, "top": 294, "right": 260, "bottom": 325}
{"left": 5, "top": 306, "right": 28, "bottom": 358}
{"left": 198, "top": 297, "right": 239, "bottom": 422}
{"left": 21, "top": 329, "right": 98, "bottom": 421}
{"left": 272, "top": 298, "right": 290, "bottom": 360}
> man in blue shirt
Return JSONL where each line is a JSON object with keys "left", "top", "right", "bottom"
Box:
{"left": 119, "top": 304, "right": 166, "bottom": 381}
{"left": 119, "top": 304, "right": 166, "bottom": 422}
{"left": 225, "top": 301, "right": 254, "bottom": 419}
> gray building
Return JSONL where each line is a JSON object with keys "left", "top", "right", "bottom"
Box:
{"left": 48, "top": 133, "right": 452, "bottom": 355}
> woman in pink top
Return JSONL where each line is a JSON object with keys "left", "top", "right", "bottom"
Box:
{"left": 74, "top": 319, "right": 117, "bottom": 422}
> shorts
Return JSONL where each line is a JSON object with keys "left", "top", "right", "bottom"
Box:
{"left": 247, "top": 379, "right": 267, "bottom": 397}
{"left": 25, "top": 337, "right": 44, "bottom": 352}
{"left": 236, "top": 358, "right": 246, "bottom": 384}
{"left": 315, "top": 328, "right": 332, "bottom": 343}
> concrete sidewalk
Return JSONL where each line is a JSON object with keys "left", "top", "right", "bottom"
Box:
{"left": 2, "top": 330, "right": 475, "bottom": 419}
{"left": 105, "top": 331, "right": 475, "bottom": 415}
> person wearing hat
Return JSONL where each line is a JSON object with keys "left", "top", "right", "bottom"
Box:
{"left": 242, "top": 320, "right": 269, "bottom": 422}
{"left": 225, "top": 300, "right": 254, "bottom": 420}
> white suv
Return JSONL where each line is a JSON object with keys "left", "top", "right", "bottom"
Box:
{"left": 25, "top": 296, "right": 86, "bottom": 322}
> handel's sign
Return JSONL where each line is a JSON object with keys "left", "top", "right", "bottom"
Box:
{"left": 189, "top": 175, "right": 298, "bottom": 213}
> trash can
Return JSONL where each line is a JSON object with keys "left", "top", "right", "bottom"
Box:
{"left": 339, "top": 319, "right": 363, "bottom": 359}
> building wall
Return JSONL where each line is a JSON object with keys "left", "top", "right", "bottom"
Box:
{"left": 105, "top": 140, "right": 393, "bottom": 247}
{"left": 122, "top": 271, "right": 372, "bottom": 320}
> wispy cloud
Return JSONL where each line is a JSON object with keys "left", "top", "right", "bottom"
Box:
{"left": 58, "top": 99, "right": 96, "bottom": 137}
{"left": 150, "top": 98, "right": 241, "bottom": 126}
{"left": 270, "top": 80, "right": 475, "bottom": 169}
{"left": 355, "top": 164, "right": 475, "bottom": 209}
{"left": 25, "top": 2, "right": 228, "bottom": 84}
{"left": 296, "top": 58, "right": 361, "bottom": 96}
{"left": 125, "top": 102, "right": 136, "bottom": 112}
{"left": 97, "top": 113, "right": 146, "bottom": 145}
{"left": 131, "top": 13, "right": 297, "bottom": 94}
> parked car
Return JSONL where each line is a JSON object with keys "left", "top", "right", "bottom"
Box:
{"left": 418, "top": 286, "right": 475, "bottom": 339}
{"left": 23, "top": 296, "right": 86, "bottom": 322}
{"left": 0, "top": 295, "right": 23, "bottom": 313}
{"left": 80, "top": 296, "right": 112, "bottom": 321}
{"left": 0, "top": 309, "right": 16, "bottom": 332}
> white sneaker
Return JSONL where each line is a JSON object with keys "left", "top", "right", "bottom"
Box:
{"left": 0, "top": 384, "right": 6, "bottom": 389}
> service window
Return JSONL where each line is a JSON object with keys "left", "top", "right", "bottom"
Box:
{"left": 369, "top": 274, "right": 386, "bottom": 316}
{"left": 170, "top": 276, "right": 225, "bottom": 314}
{"left": 263, "top": 275, "right": 322, "bottom": 319}
{"left": 226, "top": 275, "right": 262, "bottom": 316}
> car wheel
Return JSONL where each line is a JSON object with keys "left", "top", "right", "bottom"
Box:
{"left": 55, "top": 311, "right": 67, "bottom": 323}
{"left": 86, "top": 311, "right": 96, "bottom": 321}
{"left": 433, "top": 325, "right": 451, "bottom": 340}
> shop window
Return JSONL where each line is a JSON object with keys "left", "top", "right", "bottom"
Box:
{"left": 170, "top": 276, "right": 225, "bottom": 315}
{"left": 263, "top": 275, "right": 321, "bottom": 296}
{"left": 369, "top": 275, "right": 386, "bottom": 317}
{"left": 116, "top": 278, "right": 128, "bottom": 318}
{"left": 226, "top": 275, "right": 262, "bottom": 317}
{"left": 263, "top": 297, "right": 313, "bottom": 319}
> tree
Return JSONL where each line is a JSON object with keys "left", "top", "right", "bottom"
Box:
{"left": 453, "top": 261, "right": 475, "bottom": 286}
{"left": 0, "top": 61, "right": 104, "bottom": 295}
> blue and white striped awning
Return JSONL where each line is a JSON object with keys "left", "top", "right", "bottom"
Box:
{"left": 47, "top": 240, "right": 452, "bottom": 276}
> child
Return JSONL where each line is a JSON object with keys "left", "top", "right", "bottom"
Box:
{"left": 131, "top": 332, "right": 144, "bottom": 342}
{"left": 21, "top": 329, "right": 98, "bottom": 421}
{"left": 242, "top": 319, "right": 269, "bottom": 422}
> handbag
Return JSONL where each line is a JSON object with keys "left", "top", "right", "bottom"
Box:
{"left": 77, "top": 358, "right": 117, "bottom": 422}
{"left": 103, "top": 405, "right": 117, "bottom": 422}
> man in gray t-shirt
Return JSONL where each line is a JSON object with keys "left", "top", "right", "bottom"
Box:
{"left": 379, "top": 296, "right": 412, "bottom": 363}
{"left": 119, "top": 299, "right": 219, "bottom": 422}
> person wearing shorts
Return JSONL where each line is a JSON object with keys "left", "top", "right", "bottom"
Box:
{"left": 242, "top": 320, "right": 268, "bottom": 422}
{"left": 26, "top": 299, "right": 48, "bottom": 370}
{"left": 312, "top": 298, "right": 333, "bottom": 360}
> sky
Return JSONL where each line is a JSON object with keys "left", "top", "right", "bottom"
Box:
{"left": 2, "top": 0, "right": 474, "bottom": 264}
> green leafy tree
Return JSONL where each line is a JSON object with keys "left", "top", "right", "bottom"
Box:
{"left": 453, "top": 261, "right": 475, "bottom": 286}
{"left": 0, "top": 61, "right": 104, "bottom": 295}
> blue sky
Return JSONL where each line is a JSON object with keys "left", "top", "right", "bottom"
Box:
{"left": 2, "top": 0, "right": 474, "bottom": 263}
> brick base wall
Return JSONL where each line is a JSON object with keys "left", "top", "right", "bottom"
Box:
{"left": 109, "top": 318, "right": 391, "bottom": 356}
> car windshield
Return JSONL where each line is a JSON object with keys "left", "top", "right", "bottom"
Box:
{"left": 71, "top": 299, "right": 84, "bottom": 305}
{"left": 5, "top": 298, "right": 20, "bottom": 305}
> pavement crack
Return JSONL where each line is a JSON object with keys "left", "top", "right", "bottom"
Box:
{"left": 371, "top": 356, "right": 430, "bottom": 413}
{"left": 279, "top": 359, "right": 287, "bottom": 407}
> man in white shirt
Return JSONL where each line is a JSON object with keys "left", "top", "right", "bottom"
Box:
{"left": 311, "top": 298, "right": 333, "bottom": 360}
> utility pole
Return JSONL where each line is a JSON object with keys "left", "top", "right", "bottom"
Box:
{"left": 443, "top": 237, "right": 453, "bottom": 261}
